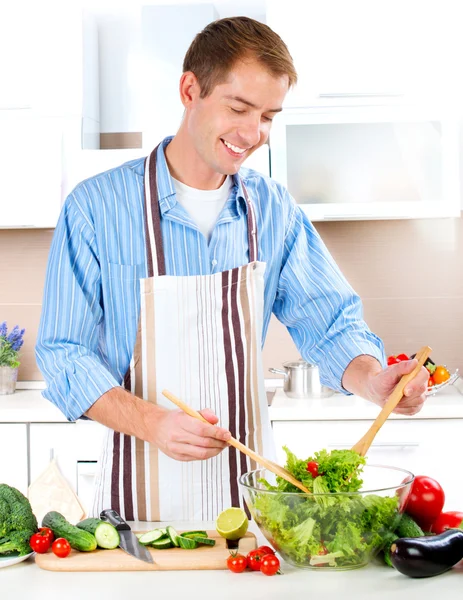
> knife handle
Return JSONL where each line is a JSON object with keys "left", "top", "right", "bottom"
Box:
{"left": 100, "top": 508, "right": 131, "bottom": 531}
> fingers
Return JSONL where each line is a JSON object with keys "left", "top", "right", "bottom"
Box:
{"left": 167, "top": 442, "right": 226, "bottom": 461}
{"left": 184, "top": 411, "right": 231, "bottom": 442}
{"left": 199, "top": 408, "right": 219, "bottom": 425}
{"left": 402, "top": 365, "right": 429, "bottom": 398}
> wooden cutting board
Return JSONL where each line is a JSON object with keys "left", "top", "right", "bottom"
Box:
{"left": 35, "top": 530, "right": 257, "bottom": 571}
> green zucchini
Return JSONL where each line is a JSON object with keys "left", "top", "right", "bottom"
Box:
{"left": 77, "top": 518, "right": 120, "bottom": 550}
{"left": 42, "top": 511, "right": 97, "bottom": 552}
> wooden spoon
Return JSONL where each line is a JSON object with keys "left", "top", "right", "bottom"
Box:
{"left": 162, "top": 389, "right": 311, "bottom": 494}
{"left": 351, "top": 345, "right": 432, "bottom": 457}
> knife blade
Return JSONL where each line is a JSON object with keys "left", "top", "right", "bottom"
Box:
{"left": 100, "top": 509, "right": 154, "bottom": 564}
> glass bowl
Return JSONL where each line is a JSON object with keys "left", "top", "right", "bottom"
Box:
{"left": 239, "top": 464, "right": 414, "bottom": 571}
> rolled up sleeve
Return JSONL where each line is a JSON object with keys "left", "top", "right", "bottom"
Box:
{"left": 273, "top": 195, "right": 385, "bottom": 394}
{"left": 35, "top": 191, "right": 120, "bottom": 421}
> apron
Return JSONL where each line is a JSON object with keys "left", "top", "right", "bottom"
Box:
{"left": 91, "top": 144, "right": 274, "bottom": 521}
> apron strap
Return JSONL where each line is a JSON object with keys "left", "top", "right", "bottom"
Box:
{"left": 143, "top": 144, "right": 259, "bottom": 275}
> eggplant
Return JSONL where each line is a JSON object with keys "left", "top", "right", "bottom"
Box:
{"left": 390, "top": 529, "right": 463, "bottom": 578}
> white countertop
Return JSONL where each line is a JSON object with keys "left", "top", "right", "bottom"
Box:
{"left": 268, "top": 383, "right": 463, "bottom": 422}
{"left": 2, "top": 521, "right": 463, "bottom": 600}
{"left": 0, "top": 387, "right": 68, "bottom": 423}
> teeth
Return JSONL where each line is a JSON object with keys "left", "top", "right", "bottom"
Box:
{"left": 223, "top": 139, "right": 246, "bottom": 154}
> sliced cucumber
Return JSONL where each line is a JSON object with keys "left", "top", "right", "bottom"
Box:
{"left": 76, "top": 518, "right": 120, "bottom": 550}
{"left": 177, "top": 535, "right": 199, "bottom": 549}
{"left": 181, "top": 530, "right": 208, "bottom": 539}
{"left": 151, "top": 537, "right": 173, "bottom": 549}
{"left": 138, "top": 529, "right": 167, "bottom": 546}
{"left": 191, "top": 536, "right": 216, "bottom": 546}
{"left": 166, "top": 525, "right": 180, "bottom": 547}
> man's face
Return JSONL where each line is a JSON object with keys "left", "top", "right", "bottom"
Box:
{"left": 184, "top": 59, "right": 289, "bottom": 177}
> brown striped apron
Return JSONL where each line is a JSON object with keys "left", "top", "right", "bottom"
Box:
{"left": 91, "top": 144, "right": 273, "bottom": 521}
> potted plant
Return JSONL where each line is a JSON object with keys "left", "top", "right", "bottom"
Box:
{"left": 0, "top": 321, "right": 25, "bottom": 395}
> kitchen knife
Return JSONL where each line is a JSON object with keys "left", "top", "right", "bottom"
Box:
{"left": 100, "top": 509, "right": 154, "bottom": 564}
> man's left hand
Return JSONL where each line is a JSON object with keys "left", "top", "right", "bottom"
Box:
{"left": 368, "top": 359, "right": 429, "bottom": 415}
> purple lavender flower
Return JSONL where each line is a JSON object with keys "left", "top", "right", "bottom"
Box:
{"left": 0, "top": 321, "right": 7, "bottom": 338}
{"left": 7, "top": 325, "right": 25, "bottom": 352}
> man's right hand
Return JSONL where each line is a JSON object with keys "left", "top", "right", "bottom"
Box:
{"left": 151, "top": 407, "right": 231, "bottom": 461}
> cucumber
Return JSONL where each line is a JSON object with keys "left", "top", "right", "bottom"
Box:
{"left": 42, "top": 511, "right": 97, "bottom": 552}
{"left": 166, "top": 526, "right": 180, "bottom": 547}
{"left": 181, "top": 530, "right": 208, "bottom": 539}
{"left": 177, "top": 535, "right": 198, "bottom": 549}
{"left": 138, "top": 529, "right": 166, "bottom": 546}
{"left": 150, "top": 538, "right": 173, "bottom": 549}
{"left": 190, "top": 536, "right": 216, "bottom": 546}
{"left": 396, "top": 513, "right": 424, "bottom": 538}
{"left": 77, "top": 518, "right": 120, "bottom": 550}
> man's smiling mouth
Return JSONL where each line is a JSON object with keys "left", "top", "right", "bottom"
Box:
{"left": 221, "top": 139, "right": 247, "bottom": 155}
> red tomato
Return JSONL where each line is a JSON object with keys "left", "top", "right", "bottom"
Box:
{"left": 260, "top": 553, "right": 280, "bottom": 576}
{"left": 430, "top": 511, "right": 463, "bottom": 534}
{"left": 428, "top": 376, "right": 435, "bottom": 388}
{"left": 227, "top": 552, "right": 247, "bottom": 573}
{"left": 39, "top": 527, "right": 55, "bottom": 544}
{"left": 246, "top": 548, "right": 266, "bottom": 571}
{"left": 387, "top": 355, "right": 401, "bottom": 366}
{"left": 405, "top": 475, "right": 445, "bottom": 527}
{"left": 396, "top": 353, "right": 409, "bottom": 361}
{"left": 306, "top": 461, "right": 319, "bottom": 478}
{"left": 257, "top": 545, "right": 275, "bottom": 556}
{"left": 52, "top": 538, "right": 71, "bottom": 558}
{"left": 29, "top": 531, "right": 51, "bottom": 554}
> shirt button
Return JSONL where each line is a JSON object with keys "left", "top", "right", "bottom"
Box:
{"left": 211, "top": 259, "right": 217, "bottom": 267}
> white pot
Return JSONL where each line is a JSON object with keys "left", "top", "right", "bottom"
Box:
{"left": 0, "top": 366, "right": 18, "bottom": 395}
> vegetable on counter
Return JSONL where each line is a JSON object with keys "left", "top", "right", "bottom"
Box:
{"left": 0, "top": 483, "right": 38, "bottom": 557}
{"left": 431, "top": 511, "right": 463, "bottom": 535}
{"left": 390, "top": 529, "right": 463, "bottom": 578}
{"left": 138, "top": 527, "right": 216, "bottom": 550}
{"left": 42, "top": 511, "right": 97, "bottom": 552}
{"left": 404, "top": 475, "right": 445, "bottom": 530}
{"left": 52, "top": 538, "right": 71, "bottom": 558}
{"left": 77, "top": 518, "right": 120, "bottom": 550}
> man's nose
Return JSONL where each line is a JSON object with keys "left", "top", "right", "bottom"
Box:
{"left": 238, "top": 118, "right": 263, "bottom": 148}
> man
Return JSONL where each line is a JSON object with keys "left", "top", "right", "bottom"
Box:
{"left": 36, "top": 17, "right": 428, "bottom": 521}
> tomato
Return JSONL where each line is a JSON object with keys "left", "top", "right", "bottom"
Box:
{"left": 260, "top": 553, "right": 280, "bottom": 576}
{"left": 51, "top": 538, "right": 71, "bottom": 558}
{"left": 39, "top": 527, "right": 55, "bottom": 544}
{"left": 227, "top": 552, "right": 247, "bottom": 573}
{"left": 246, "top": 548, "right": 267, "bottom": 571}
{"left": 256, "top": 545, "right": 275, "bottom": 556}
{"left": 433, "top": 366, "right": 451, "bottom": 385}
{"left": 306, "top": 461, "right": 319, "bottom": 478}
{"left": 387, "top": 355, "right": 401, "bottom": 366}
{"left": 405, "top": 475, "right": 445, "bottom": 528}
{"left": 396, "top": 353, "right": 409, "bottom": 361}
{"left": 430, "top": 511, "right": 463, "bottom": 534}
{"left": 29, "top": 531, "right": 51, "bottom": 554}
{"left": 428, "top": 376, "right": 434, "bottom": 388}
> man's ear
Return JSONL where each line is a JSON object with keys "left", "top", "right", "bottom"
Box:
{"left": 179, "top": 71, "right": 201, "bottom": 108}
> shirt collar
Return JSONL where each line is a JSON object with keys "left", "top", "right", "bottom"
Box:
{"left": 141, "top": 136, "right": 249, "bottom": 217}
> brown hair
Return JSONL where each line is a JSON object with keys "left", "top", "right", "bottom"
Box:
{"left": 183, "top": 16, "right": 297, "bottom": 98}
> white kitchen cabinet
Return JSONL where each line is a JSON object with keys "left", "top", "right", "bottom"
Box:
{"left": 271, "top": 419, "right": 462, "bottom": 511}
{"left": 267, "top": 0, "right": 463, "bottom": 109}
{"left": 0, "top": 424, "right": 28, "bottom": 494}
{"left": 29, "top": 421, "right": 107, "bottom": 515}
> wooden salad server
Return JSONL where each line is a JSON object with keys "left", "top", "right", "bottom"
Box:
{"left": 351, "top": 345, "right": 432, "bottom": 457}
{"left": 162, "top": 389, "right": 311, "bottom": 494}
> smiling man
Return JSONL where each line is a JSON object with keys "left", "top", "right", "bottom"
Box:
{"left": 36, "top": 17, "right": 428, "bottom": 522}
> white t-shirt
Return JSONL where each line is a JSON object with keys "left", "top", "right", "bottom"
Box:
{"left": 171, "top": 175, "right": 233, "bottom": 241}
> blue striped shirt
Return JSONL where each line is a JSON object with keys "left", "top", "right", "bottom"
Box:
{"left": 36, "top": 136, "right": 385, "bottom": 421}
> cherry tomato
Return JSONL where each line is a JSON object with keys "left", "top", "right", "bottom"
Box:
{"left": 52, "top": 538, "right": 71, "bottom": 558}
{"left": 396, "top": 353, "right": 409, "bottom": 361}
{"left": 387, "top": 355, "right": 401, "bottom": 366}
{"left": 246, "top": 548, "right": 266, "bottom": 571}
{"left": 405, "top": 475, "right": 445, "bottom": 528}
{"left": 306, "top": 461, "right": 319, "bottom": 478}
{"left": 428, "top": 376, "right": 434, "bottom": 388}
{"left": 430, "top": 511, "right": 463, "bottom": 534}
{"left": 29, "top": 531, "right": 51, "bottom": 554}
{"left": 260, "top": 553, "right": 280, "bottom": 576}
{"left": 227, "top": 552, "right": 247, "bottom": 573}
{"left": 39, "top": 527, "right": 55, "bottom": 544}
{"left": 433, "top": 366, "right": 451, "bottom": 385}
{"left": 257, "top": 545, "right": 275, "bottom": 556}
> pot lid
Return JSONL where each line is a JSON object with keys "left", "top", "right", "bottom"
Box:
{"left": 282, "top": 359, "right": 316, "bottom": 370}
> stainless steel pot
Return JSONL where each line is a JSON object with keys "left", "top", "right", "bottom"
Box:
{"left": 269, "top": 359, "right": 335, "bottom": 399}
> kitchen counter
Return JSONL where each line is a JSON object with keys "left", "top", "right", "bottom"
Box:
{"left": 2, "top": 521, "right": 463, "bottom": 600}
{"left": 269, "top": 381, "right": 463, "bottom": 421}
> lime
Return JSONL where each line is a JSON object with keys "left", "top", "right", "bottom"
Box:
{"left": 215, "top": 507, "right": 249, "bottom": 540}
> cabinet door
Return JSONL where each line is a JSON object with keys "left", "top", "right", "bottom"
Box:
{"left": 0, "top": 424, "right": 28, "bottom": 494}
{"left": 272, "top": 419, "right": 462, "bottom": 509}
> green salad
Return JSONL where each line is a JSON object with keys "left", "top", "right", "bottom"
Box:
{"left": 253, "top": 447, "right": 401, "bottom": 568}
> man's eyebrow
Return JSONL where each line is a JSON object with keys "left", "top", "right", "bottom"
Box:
{"left": 224, "top": 95, "right": 282, "bottom": 113}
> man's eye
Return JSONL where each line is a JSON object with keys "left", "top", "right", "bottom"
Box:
{"left": 231, "top": 108, "right": 244, "bottom": 114}
{"left": 262, "top": 116, "right": 273, "bottom": 123}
